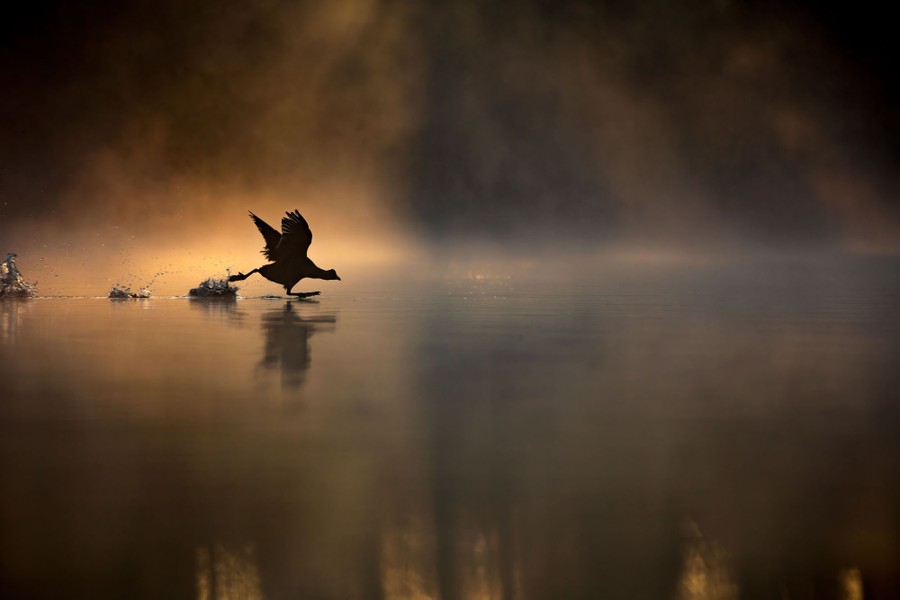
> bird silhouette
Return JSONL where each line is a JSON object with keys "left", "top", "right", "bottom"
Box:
{"left": 228, "top": 210, "right": 341, "bottom": 297}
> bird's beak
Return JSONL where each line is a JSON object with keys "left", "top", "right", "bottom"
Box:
{"left": 337, "top": 275, "right": 342, "bottom": 281}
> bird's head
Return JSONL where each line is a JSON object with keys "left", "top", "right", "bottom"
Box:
{"left": 325, "top": 269, "right": 341, "bottom": 281}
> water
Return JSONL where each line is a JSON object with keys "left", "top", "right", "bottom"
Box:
{"left": 1, "top": 259, "right": 899, "bottom": 599}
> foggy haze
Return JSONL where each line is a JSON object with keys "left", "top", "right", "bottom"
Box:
{"left": 3, "top": 4, "right": 900, "bottom": 594}
{"left": 2, "top": 0, "right": 899, "bottom": 293}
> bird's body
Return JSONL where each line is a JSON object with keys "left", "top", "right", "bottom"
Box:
{"left": 257, "top": 256, "right": 328, "bottom": 290}
{"left": 229, "top": 210, "right": 340, "bottom": 297}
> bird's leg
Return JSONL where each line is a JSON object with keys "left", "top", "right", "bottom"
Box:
{"left": 228, "top": 268, "right": 259, "bottom": 282}
{"left": 285, "top": 286, "right": 320, "bottom": 298}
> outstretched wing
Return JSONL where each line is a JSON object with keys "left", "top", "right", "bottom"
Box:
{"left": 249, "top": 211, "right": 282, "bottom": 260}
{"left": 271, "top": 209, "right": 313, "bottom": 261}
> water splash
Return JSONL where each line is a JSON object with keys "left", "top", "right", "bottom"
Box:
{"left": 108, "top": 285, "right": 152, "bottom": 299}
{"left": 108, "top": 269, "right": 167, "bottom": 299}
{"left": 188, "top": 277, "right": 239, "bottom": 298}
{"left": 0, "top": 253, "right": 37, "bottom": 298}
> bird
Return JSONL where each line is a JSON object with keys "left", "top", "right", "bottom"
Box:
{"left": 228, "top": 210, "right": 340, "bottom": 297}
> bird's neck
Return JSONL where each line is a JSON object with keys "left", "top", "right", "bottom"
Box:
{"left": 309, "top": 264, "right": 330, "bottom": 279}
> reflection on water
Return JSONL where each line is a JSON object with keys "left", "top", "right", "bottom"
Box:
{"left": 188, "top": 297, "right": 245, "bottom": 322}
{"left": 196, "top": 544, "right": 264, "bottom": 600}
{"left": 1, "top": 261, "right": 899, "bottom": 598}
{"left": 678, "top": 521, "right": 737, "bottom": 600}
{"left": 1, "top": 298, "right": 31, "bottom": 341}
{"left": 841, "top": 569, "right": 866, "bottom": 600}
{"left": 259, "top": 302, "right": 336, "bottom": 390}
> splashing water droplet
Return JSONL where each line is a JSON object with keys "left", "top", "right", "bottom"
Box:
{"left": 0, "top": 253, "right": 37, "bottom": 298}
{"left": 188, "top": 277, "right": 239, "bottom": 298}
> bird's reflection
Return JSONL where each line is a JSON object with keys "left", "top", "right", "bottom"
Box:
{"left": 259, "top": 301, "right": 336, "bottom": 389}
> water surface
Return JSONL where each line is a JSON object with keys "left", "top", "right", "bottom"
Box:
{"left": 2, "top": 259, "right": 899, "bottom": 598}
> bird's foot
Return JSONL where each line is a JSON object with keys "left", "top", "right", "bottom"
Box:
{"left": 228, "top": 273, "right": 245, "bottom": 282}
{"left": 287, "top": 291, "right": 320, "bottom": 298}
